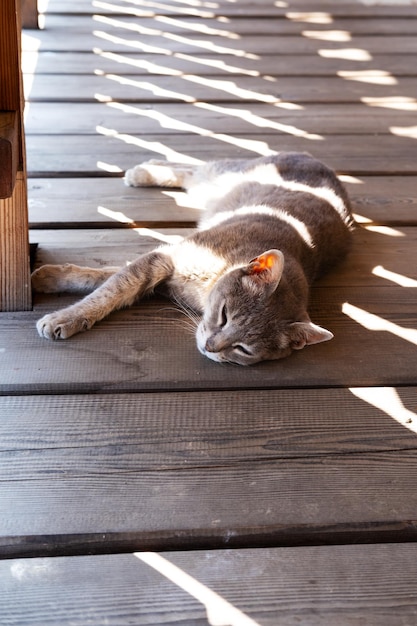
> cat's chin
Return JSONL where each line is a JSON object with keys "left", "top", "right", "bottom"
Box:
{"left": 198, "top": 345, "right": 225, "bottom": 364}
{"left": 196, "top": 324, "right": 226, "bottom": 363}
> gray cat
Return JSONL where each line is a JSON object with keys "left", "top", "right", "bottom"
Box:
{"left": 32, "top": 153, "right": 354, "bottom": 365}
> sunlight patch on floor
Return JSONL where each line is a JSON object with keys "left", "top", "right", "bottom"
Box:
{"left": 349, "top": 387, "right": 417, "bottom": 433}
{"left": 372, "top": 266, "right": 417, "bottom": 287}
{"left": 135, "top": 552, "right": 261, "bottom": 626}
{"left": 97, "top": 124, "right": 203, "bottom": 163}
{"left": 286, "top": 12, "right": 333, "bottom": 24}
{"left": 361, "top": 96, "right": 417, "bottom": 110}
{"left": 318, "top": 48, "right": 372, "bottom": 61}
{"left": 361, "top": 225, "right": 405, "bottom": 237}
{"left": 343, "top": 303, "right": 417, "bottom": 346}
{"left": 390, "top": 125, "right": 417, "bottom": 139}
{"left": 303, "top": 30, "right": 352, "bottom": 42}
{"left": 337, "top": 70, "right": 398, "bottom": 86}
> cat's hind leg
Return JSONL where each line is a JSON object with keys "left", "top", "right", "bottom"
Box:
{"left": 32, "top": 264, "right": 120, "bottom": 294}
{"left": 124, "top": 160, "right": 199, "bottom": 188}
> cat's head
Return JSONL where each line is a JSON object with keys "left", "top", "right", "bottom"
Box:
{"left": 196, "top": 249, "right": 333, "bottom": 365}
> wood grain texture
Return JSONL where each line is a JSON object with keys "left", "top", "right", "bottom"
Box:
{"left": 1, "top": 387, "right": 417, "bottom": 472}
{"left": 21, "top": 32, "right": 417, "bottom": 55}
{"left": 1, "top": 446, "right": 417, "bottom": 547}
{"left": 29, "top": 227, "right": 417, "bottom": 287}
{"left": 2, "top": 545, "right": 417, "bottom": 624}
{"left": 1, "top": 283, "right": 417, "bottom": 394}
{"left": 42, "top": 0, "right": 417, "bottom": 17}
{"left": 1, "top": 0, "right": 416, "bottom": 618}
{"left": 22, "top": 51, "right": 417, "bottom": 77}
{"left": 24, "top": 74, "right": 417, "bottom": 104}
{"left": 24, "top": 133, "right": 417, "bottom": 176}
{"left": 38, "top": 15, "right": 417, "bottom": 37}
{"left": 26, "top": 176, "right": 417, "bottom": 226}
{"left": 24, "top": 102, "right": 417, "bottom": 136}
{"left": 0, "top": 172, "right": 32, "bottom": 311}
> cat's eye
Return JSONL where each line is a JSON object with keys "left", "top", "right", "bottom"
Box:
{"left": 219, "top": 303, "right": 228, "bottom": 328}
{"left": 234, "top": 344, "right": 252, "bottom": 356}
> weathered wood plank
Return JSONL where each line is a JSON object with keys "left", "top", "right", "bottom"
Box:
{"left": 1, "top": 387, "right": 417, "bottom": 473}
{"left": 2, "top": 546, "right": 417, "bottom": 624}
{"left": 26, "top": 176, "right": 417, "bottom": 227}
{"left": 41, "top": 0, "right": 417, "bottom": 18}
{"left": 24, "top": 74, "right": 417, "bottom": 104}
{"left": 27, "top": 179, "right": 199, "bottom": 227}
{"left": 38, "top": 14, "right": 417, "bottom": 37}
{"left": 21, "top": 31, "right": 417, "bottom": 55}
{"left": 22, "top": 51, "right": 417, "bottom": 77}
{"left": 1, "top": 281, "right": 417, "bottom": 394}
{"left": 24, "top": 102, "right": 417, "bottom": 136}
{"left": 1, "top": 445, "right": 417, "bottom": 551}
{"left": 29, "top": 227, "right": 417, "bottom": 288}
{"left": 24, "top": 133, "right": 417, "bottom": 176}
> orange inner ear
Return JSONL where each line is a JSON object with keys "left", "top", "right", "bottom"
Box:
{"left": 250, "top": 253, "right": 275, "bottom": 273}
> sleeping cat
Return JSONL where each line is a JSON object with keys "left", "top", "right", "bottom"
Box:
{"left": 32, "top": 153, "right": 354, "bottom": 365}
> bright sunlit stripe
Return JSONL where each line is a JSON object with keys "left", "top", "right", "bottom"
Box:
{"left": 343, "top": 302, "right": 417, "bottom": 346}
{"left": 372, "top": 265, "right": 417, "bottom": 287}
{"left": 349, "top": 387, "right": 417, "bottom": 433}
{"left": 134, "top": 552, "right": 261, "bottom": 626}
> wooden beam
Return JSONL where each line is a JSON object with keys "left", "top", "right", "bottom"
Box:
{"left": 0, "top": 172, "right": 31, "bottom": 311}
{"left": 0, "top": 0, "right": 31, "bottom": 310}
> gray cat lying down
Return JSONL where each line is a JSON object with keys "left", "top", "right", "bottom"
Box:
{"left": 32, "top": 153, "right": 354, "bottom": 365}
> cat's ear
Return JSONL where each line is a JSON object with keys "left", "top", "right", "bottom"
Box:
{"left": 289, "top": 321, "right": 334, "bottom": 350}
{"left": 243, "top": 249, "right": 284, "bottom": 295}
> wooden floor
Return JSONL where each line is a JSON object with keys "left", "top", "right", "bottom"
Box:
{"left": 2, "top": 0, "right": 417, "bottom": 623}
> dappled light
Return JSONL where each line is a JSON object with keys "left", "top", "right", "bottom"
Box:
{"left": 302, "top": 30, "right": 352, "bottom": 42}
{"left": 390, "top": 125, "right": 417, "bottom": 139}
{"left": 135, "top": 552, "right": 261, "bottom": 626}
{"left": 155, "top": 15, "right": 241, "bottom": 39}
{"left": 338, "top": 70, "right": 398, "bottom": 86}
{"left": 372, "top": 265, "right": 417, "bottom": 288}
{"left": 96, "top": 123, "right": 203, "bottom": 162}
{"left": 96, "top": 159, "right": 123, "bottom": 172}
{"left": 361, "top": 96, "right": 417, "bottom": 110}
{"left": 286, "top": 12, "right": 333, "bottom": 25}
{"left": 9, "top": 3, "right": 417, "bottom": 617}
{"left": 350, "top": 387, "right": 417, "bottom": 434}
{"left": 361, "top": 224, "right": 405, "bottom": 237}
{"left": 318, "top": 48, "right": 372, "bottom": 61}
{"left": 343, "top": 302, "right": 417, "bottom": 347}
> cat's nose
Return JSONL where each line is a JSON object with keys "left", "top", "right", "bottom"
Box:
{"left": 205, "top": 337, "right": 217, "bottom": 352}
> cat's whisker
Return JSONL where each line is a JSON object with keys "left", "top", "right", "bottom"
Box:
{"left": 158, "top": 301, "right": 201, "bottom": 336}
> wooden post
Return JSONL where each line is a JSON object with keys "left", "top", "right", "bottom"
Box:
{"left": 0, "top": 0, "right": 32, "bottom": 311}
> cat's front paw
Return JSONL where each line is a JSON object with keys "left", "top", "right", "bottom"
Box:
{"left": 36, "top": 310, "right": 91, "bottom": 340}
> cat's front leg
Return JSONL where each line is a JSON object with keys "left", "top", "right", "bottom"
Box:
{"left": 125, "top": 159, "right": 198, "bottom": 188}
{"left": 36, "top": 251, "right": 174, "bottom": 340}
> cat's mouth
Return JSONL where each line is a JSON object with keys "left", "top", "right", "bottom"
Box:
{"left": 196, "top": 322, "right": 251, "bottom": 365}
{"left": 196, "top": 322, "right": 227, "bottom": 363}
